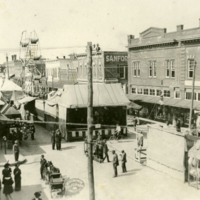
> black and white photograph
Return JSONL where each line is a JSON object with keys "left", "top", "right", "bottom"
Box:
{"left": 0, "top": 0, "right": 200, "bottom": 199}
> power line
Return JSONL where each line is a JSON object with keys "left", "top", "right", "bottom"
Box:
{"left": 0, "top": 118, "right": 127, "bottom": 129}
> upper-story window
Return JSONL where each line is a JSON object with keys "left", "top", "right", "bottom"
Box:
{"left": 149, "top": 61, "right": 156, "bottom": 77}
{"left": 166, "top": 60, "right": 175, "bottom": 78}
{"left": 174, "top": 88, "right": 181, "bottom": 99}
{"left": 164, "top": 90, "right": 170, "bottom": 97}
{"left": 144, "top": 88, "right": 149, "bottom": 95}
{"left": 137, "top": 88, "right": 143, "bottom": 94}
{"left": 132, "top": 88, "right": 136, "bottom": 94}
{"left": 150, "top": 89, "right": 155, "bottom": 96}
{"left": 97, "top": 62, "right": 102, "bottom": 79}
{"left": 117, "top": 65, "right": 125, "bottom": 79}
{"left": 188, "top": 59, "right": 195, "bottom": 78}
{"left": 133, "top": 61, "right": 140, "bottom": 77}
{"left": 156, "top": 89, "right": 162, "bottom": 96}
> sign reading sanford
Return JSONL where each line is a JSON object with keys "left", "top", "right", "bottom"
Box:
{"left": 105, "top": 54, "right": 128, "bottom": 63}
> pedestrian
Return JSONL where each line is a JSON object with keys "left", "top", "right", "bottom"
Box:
{"left": 132, "top": 115, "right": 137, "bottom": 131}
{"left": 3, "top": 175, "right": 13, "bottom": 200}
{"left": 112, "top": 150, "right": 119, "bottom": 178}
{"left": 13, "top": 163, "right": 21, "bottom": 191}
{"left": 32, "top": 191, "right": 42, "bottom": 200}
{"left": 40, "top": 155, "right": 47, "bottom": 180}
{"left": 13, "top": 140, "right": 20, "bottom": 162}
{"left": 2, "top": 163, "right": 12, "bottom": 181}
{"left": 103, "top": 140, "right": 110, "bottom": 162}
{"left": 120, "top": 150, "right": 127, "bottom": 173}
{"left": 30, "top": 124, "right": 35, "bottom": 140}
{"left": 51, "top": 129, "right": 56, "bottom": 150}
{"left": 55, "top": 129, "right": 62, "bottom": 150}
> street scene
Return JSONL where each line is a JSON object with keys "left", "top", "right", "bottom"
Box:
{"left": 1, "top": 0, "right": 200, "bottom": 200}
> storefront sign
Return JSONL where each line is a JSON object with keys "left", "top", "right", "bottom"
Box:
{"left": 105, "top": 54, "right": 128, "bottom": 63}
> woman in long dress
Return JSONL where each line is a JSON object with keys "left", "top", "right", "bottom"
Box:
{"left": 3, "top": 176, "right": 13, "bottom": 200}
{"left": 13, "top": 163, "right": 21, "bottom": 191}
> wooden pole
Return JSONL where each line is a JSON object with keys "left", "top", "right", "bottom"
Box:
{"left": 189, "top": 59, "right": 196, "bottom": 130}
{"left": 6, "top": 54, "right": 9, "bottom": 79}
{"left": 87, "top": 42, "right": 95, "bottom": 200}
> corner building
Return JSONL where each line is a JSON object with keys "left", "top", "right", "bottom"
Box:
{"left": 127, "top": 20, "right": 200, "bottom": 126}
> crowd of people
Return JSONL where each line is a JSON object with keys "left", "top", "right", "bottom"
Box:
{"left": 85, "top": 133, "right": 128, "bottom": 178}
{"left": 5, "top": 122, "right": 35, "bottom": 146}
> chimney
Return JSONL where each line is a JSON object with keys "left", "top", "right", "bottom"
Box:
{"left": 128, "top": 35, "right": 134, "bottom": 40}
{"left": 177, "top": 25, "right": 184, "bottom": 32}
{"left": 11, "top": 54, "right": 17, "bottom": 61}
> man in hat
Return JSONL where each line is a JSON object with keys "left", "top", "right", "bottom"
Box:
{"left": 40, "top": 155, "right": 47, "bottom": 180}
{"left": 13, "top": 140, "right": 20, "bottom": 162}
{"left": 120, "top": 150, "right": 127, "bottom": 173}
{"left": 103, "top": 140, "right": 110, "bottom": 162}
{"left": 32, "top": 191, "right": 42, "bottom": 200}
{"left": 112, "top": 150, "right": 119, "bottom": 178}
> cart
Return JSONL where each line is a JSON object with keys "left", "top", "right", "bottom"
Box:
{"left": 49, "top": 173, "right": 65, "bottom": 198}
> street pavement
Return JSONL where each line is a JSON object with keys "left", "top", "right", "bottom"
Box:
{"left": 0, "top": 125, "right": 200, "bottom": 200}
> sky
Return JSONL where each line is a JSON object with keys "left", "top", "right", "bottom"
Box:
{"left": 1, "top": 0, "right": 200, "bottom": 61}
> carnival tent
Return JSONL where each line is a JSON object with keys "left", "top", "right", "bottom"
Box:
{"left": 59, "top": 83, "right": 130, "bottom": 108}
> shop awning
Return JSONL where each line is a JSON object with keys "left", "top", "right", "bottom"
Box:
{"left": 127, "top": 101, "right": 142, "bottom": 110}
{"left": 18, "top": 96, "right": 37, "bottom": 104}
{"left": 128, "top": 94, "right": 200, "bottom": 110}
{"left": 59, "top": 83, "right": 130, "bottom": 108}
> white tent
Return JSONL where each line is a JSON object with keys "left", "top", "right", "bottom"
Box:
{"left": 0, "top": 79, "right": 22, "bottom": 91}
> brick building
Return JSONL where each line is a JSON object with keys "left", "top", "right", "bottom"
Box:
{"left": 73, "top": 51, "right": 128, "bottom": 93}
{"left": 127, "top": 20, "right": 200, "bottom": 126}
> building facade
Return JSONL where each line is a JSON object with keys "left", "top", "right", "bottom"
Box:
{"left": 128, "top": 20, "right": 200, "bottom": 126}
{"left": 45, "top": 57, "right": 78, "bottom": 89}
{"left": 74, "top": 51, "right": 128, "bottom": 93}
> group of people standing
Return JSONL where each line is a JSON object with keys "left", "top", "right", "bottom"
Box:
{"left": 112, "top": 150, "right": 127, "bottom": 178}
{"left": 1, "top": 162, "right": 21, "bottom": 200}
{"left": 51, "top": 129, "right": 62, "bottom": 150}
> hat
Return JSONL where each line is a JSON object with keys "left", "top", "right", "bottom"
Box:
{"left": 34, "top": 192, "right": 41, "bottom": 198}
{"left": 4, "top": 163, "right": 10, "bottom": 168}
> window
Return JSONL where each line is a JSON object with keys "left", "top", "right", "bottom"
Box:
{"left": 171, "top": 61, "right": 175, "bottom": 77}
{"left": 188, "top": 59, "right": 195, "bottom": 78}
{"left": 186, "top": 92, "right": 192, "bottom": 100}
{"left": 133, "top": 61, "right": 140, "bottom": 77}
{"left": 198, "top": 93, "right": 200, "bottom": 101}
{"left": 164, "top": 90, "right": 170, "bottom": 97}
{"left": 166, "top": 60, "right": 175, "bottom": 78}
{"left": 150, "top": 89, "right": 155, "bottom": 96}
{"left": 149, "top": 61, "right": 156, "bottom": 77}
{"left": 117, "top": 65, "right": 125, "bottom": 79}
{"left": 137, "top": 88, "right": 143, "bottom": 94}
{"left": 97, "top": 62, "right": 102, "bottom": 79}
{"left": 132, "top": 88, "right": 136, "bottom": 94}
{"left": 93, "top": 62, "right": 97, "bottom": 79}
{"left": 144, "top": 89, "right": 149, "bottom": 95}
{"left": 175, "top": 91, "right": 180, "bottom": 99}
{"left": 156, "top": 90, "right": 162, "bottom": 96}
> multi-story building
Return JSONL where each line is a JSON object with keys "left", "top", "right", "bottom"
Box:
{"left": 45, "top": 56, "right": 78, "bottom": 89}
{"left": 127, "top": 20, "right": 200, "bottom": 126}
{"left": 73, "top": 51, "right": 128, "bottom": 93}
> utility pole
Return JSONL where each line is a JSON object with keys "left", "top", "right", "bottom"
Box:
{"left": 87, "top": 42, "right": 95, "bottom": 200}
{"left": 6, "top": 54, "right": 9, "bottom": 79}
{"left": 189, "top": 58, "right": 196, "bottom": 130}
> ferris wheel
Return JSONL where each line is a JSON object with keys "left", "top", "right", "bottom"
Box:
{"left": 19, "top": 30, "right": 41, "bottom": 62}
